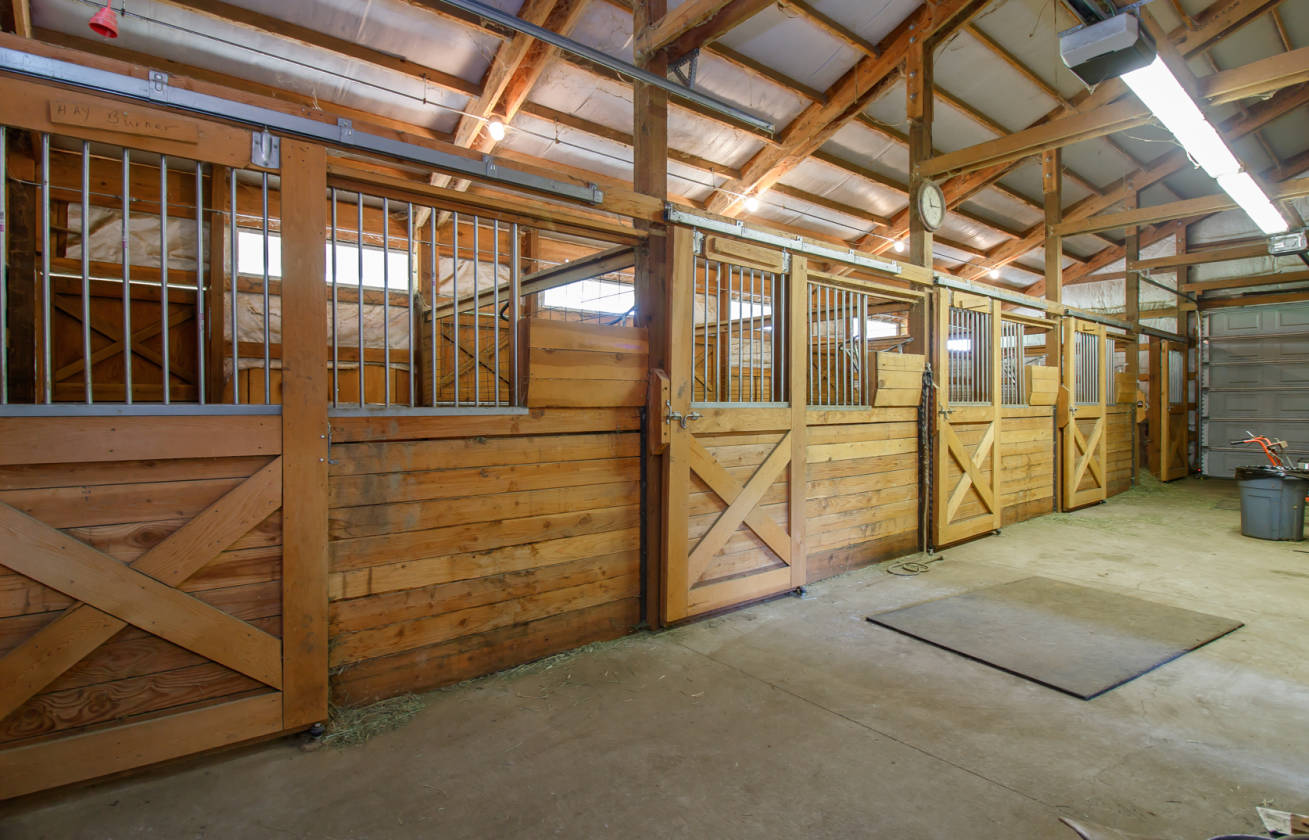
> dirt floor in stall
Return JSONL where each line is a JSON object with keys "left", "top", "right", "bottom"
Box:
{"left": 4, "top": 476, "right": 1308, "bottom": 839}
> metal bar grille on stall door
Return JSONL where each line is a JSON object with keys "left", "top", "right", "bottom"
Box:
{"left": 0, "top": 127, "right": 277, "bottom": 411}
{"left": 690, "top": 257, "right": 785, "bottom": 405}
{"left": 1000, "top": 319, "right": 1024, "bottom": 406}
{"left": 947, "top": 305, "right": 992, "bottom": 405}
{"left": 1074, "top": 331, "right": 1101, "bottom": 405}
{"left": 806, "top": 281, "right": 879, "bottom": 407}
{"left": 326, "top": 192, "right": 523, "bottom": 410}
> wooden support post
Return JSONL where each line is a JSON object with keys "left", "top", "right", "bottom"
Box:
{"left": 904, "top": 28, "right": 932, "bottom": 355}
{"left": 1042, "top": 149, "right": 1063, "bottom": 312}
{"left": 1124, "top": 191, "right": 1140, "bottom": 484}
{"left": 1042, "top": 148, "right": 1062, "bottom": 509}
{"left": 906, "top": 33, "right": 934, "bottom": 549}
{"left": 4, "top": 136, "right": 37, "bottom": 402}
{"left": 634, "top": 0, "right": 669, "bottom": 629}
{"left": 277, "top": 139, "right": 328, "bottom": 729}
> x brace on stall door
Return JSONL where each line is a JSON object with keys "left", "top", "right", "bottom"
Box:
{"left": 1071, "top": 417, "right": 1106, "bottom": 490}
{"left": 0, "top": 458, "right": 284, "bottom": 720}
{"left": 686, "top": 433, "right": 793, "bottom": 584}
{"left": 941, "top": 421, "right": 997, "bottom": 522}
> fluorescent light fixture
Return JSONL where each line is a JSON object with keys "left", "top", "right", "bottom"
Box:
{"left": 486, "top": 119, "right": 506, "bottom": 141}
{"left": 1121, "top": 58, "right": 1239, "bottom": 178}
{"left": 1217, "top": 172, "right": 1289, "bottom": 235}
{"left": 1121, "top": 55, "right": 1287, "bottom": 235}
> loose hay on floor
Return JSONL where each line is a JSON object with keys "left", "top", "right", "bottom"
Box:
{"left": 322, "top": 694, "right": 425, "bottom": 747}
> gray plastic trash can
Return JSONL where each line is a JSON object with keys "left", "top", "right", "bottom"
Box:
{"left": 1235, "top": 465, "right": 1307, "bottom": 541}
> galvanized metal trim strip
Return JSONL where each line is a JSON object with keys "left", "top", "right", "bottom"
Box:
{"left": 935, "top": 273, "right": 1050, "bottom": 311}
{"left": 0, "top": 404, "right": 281, "bottom": 416}
{"left": 0, "top": 46, "right": 602, "bottom": 204}
{"left": 438, "top": 0, "right": 775, "bottom": 136}
{"left": 667, "top": 207, "right": 903, "bottom": 275}
{"left": 328, "top": 406, "right": 532, "bottom": 417}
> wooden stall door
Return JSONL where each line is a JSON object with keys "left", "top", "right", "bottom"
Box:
{"left": 662, "top": 230, "right": 806, "bottom": 623}
{"left": 1148, "top": 339, "right": 1189, "bottom": 481}
{"left": 934, "top": 290, "right": 1002, "bottom": 546}
{"left": 1061, "top": 319, "right": 1108, "bottom": 509}
{"left": 0, "top": 74, "right": 330, "bottom": 795}
{"left": 0, "top": 417, "right": 300, "bottom": 798}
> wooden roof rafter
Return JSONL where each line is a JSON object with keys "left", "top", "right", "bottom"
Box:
{"left": 701, "top": 0, "right": 992, "bottom": 217}
{"left": 965, "top": 84, "right": 1309, "bottom": 285}
{"left": 634, "top": 0, "right": 774, "bottom": 62}
{"left": 857, "top": 0, "right": 1298, "bottom": 270}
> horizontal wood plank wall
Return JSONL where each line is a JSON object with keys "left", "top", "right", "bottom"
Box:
{"left": 804, "top": 408, "right": 919, "bottom": 581}
{"left": 0, "top": 419, "right": 284, "bottom": 755}
{"left": 327, "top": 322, "right": 648, "bottom": 705}
{"left": 1105, "top": 405, "right": 1134, "bottom": 497}
{"left": 1000, "top": 406, "right": 1057, "bottom": 525}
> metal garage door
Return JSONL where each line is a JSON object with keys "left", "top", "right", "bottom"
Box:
{"left": 1202, "top": 301, "right": 1309, "bottom": 477}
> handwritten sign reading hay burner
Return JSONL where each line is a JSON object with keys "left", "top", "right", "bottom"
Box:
{"left": 50, "top": 101, "right": 199, "bottom": 144}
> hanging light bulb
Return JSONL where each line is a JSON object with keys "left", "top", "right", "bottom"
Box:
{"left": 988, "top": 268, "right": 1000, "bottom": 279}
{"left": 744, "top": 194, "right": 760, "bottom": 213}
{"left": 893, "top": 239, "right": 906, "bottom": 253}
{"left": 486, "top": 119, "right": 506, "bottom": 142}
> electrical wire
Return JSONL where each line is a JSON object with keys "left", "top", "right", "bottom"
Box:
{"left": 73, "top": 0, "right": 964, "bottom": 256}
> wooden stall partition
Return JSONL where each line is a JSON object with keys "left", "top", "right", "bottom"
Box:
{"left": 999, "top": 406, "right": 1056, "bottom": 525}
{"left": 871, "top": 352, "right": 925, "bottom": 407}
{"left": 324, "top": 320, "right": 649, "bottom": 703}
{"left": 805, "top": 407, "right": 919, "bottom": 580}
{"left": 523, "top": 319, "right": 648, "bottom": 408}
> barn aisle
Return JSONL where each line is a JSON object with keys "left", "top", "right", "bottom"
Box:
{"left": 5, "top": 477, "right": 1304, "bottom": 840}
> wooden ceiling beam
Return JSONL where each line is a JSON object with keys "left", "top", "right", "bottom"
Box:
{"left": 450, "top": 0, "right": 561, "bottom": 150}
{"left": 853, "top": 0, "right": 1288, "bottom": 267}
{"left": 634, "top": 0, "right": 773, "bottom": 61}
{"left": 954, "top": 85, "right": 1308, "bottom": 281}
{"left": 919, "top": 46, "right": 1309, "bottom": 179}
{"left": 516, "top": 101, "right": 741, "bottom": 178}
{"left": 1132, "top": 242, "right": 1269, "bottom": 271}
{"left": 1184, "top": 269, "right": 1309, "bottom": 293}
{"left": 151, "top": 0, "right": 480, "bottom": 98}
{"left": 1056, "top": 177, "right": 1309, "bottom": 237}
{"left": 777, "top": 0, "right": 878, "bottom": 57}
{"left": 29, "top": 28, "right": 457, "bottom": 144}
{"left": 701, "top": 0, "right": 989, "bottom": 216}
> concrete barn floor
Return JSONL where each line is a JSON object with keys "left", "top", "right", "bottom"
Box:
{"left": 4, "top": 476, "right": 1309, "bottom": 840}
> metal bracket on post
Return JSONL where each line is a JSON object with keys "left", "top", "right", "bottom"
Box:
{"left": 670, "top": 49, "right": 699, "bottom": 88}
{"left": 337, "top": 118, "right": 353, "bottom": 143}
{"left": 251, "top": 129, "right": 280, "bottom": 169}
{"left": 147, "top": 70, "right": 168, "bottom": 102}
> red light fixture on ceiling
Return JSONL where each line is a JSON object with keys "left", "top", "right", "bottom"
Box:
{"left": 89, "top": 3, "right": 119, "bottom": 38}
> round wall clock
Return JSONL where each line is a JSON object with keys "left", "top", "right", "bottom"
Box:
{"left": 917, "top": 180, "right": 946, "bottom": 232}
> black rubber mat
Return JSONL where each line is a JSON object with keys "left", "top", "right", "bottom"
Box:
{"left": 867, "top": 576, "right": 1242, "bottom": 699}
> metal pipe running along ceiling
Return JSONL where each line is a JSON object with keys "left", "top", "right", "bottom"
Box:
{"left": 0, "top": 47, "right": 601, "bottom": 204}
{"left": 436, "top": 0, "right": 777, "bottom": 136}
